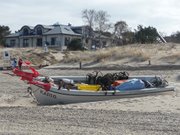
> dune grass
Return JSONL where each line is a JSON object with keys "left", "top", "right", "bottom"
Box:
{"left": 62, "top": 45, "right": 151, "bottom": 63}
{"left": 0, "top": 43, "right": 179, "bottom": 66}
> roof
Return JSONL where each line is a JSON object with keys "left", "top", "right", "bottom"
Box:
{"left": 44, "top": 25, "right": 81, "bottom": 36}
{"left": 28, "top": 26, "right": 35, "bottom": 30}
{"left": 5, "top": 32, "right": 20, "bottom": 38}
{"left": 43, "top": 25, "right": 54, "bottom": 29}
{"left": 5, "top": 24, "right": 82, "bottom": 38}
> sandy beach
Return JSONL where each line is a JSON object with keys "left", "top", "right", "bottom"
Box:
{"left": 0, "top": 68, "right": 180, "bottom": 134}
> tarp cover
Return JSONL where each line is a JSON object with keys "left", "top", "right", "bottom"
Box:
{"left": 115, "top": 79, "right": 145, "bottom": 91}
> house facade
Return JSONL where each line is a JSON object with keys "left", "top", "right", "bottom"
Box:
{"left": 5, "top": 24, "right": 112, "bottom": 50}
{"left": 5, "top": 24, "right": 82, "bottom": 50}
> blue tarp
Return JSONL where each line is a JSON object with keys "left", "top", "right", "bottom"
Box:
{"left": 115, "top": 79, "right": 145, "bottom": 91}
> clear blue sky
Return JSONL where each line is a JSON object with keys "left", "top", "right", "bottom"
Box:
{"left": 1, "top": 0, "right": 180, "bottom": 36}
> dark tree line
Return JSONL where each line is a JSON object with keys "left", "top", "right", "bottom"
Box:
{"left": 135, "top": 25, "right": 159, "bottom": 44}
{"left": 166, "top": 31, "right": 180, "bottom": 43}
{"left": 0, "top": 25, "right": 10, "bottom": 46}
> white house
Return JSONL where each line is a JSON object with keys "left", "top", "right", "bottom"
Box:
{"left": 5, "top": 24, "right": 82, "bottom": 50}
{"left": 5, "top": 24, "right": 112, "bottom": 50}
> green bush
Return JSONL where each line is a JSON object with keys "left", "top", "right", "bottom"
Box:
{"left": 67, "top": 39, "right": 83, "bottom": 51}
{"left": 0, "top": 25, "right": 10, "bottom": 47}
{"left": 135, "top": 25, "right": 158, "bottom": 44}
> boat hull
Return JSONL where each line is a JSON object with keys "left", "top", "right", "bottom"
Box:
{"left": 30, "top": 84, "right": 175, "bottom": 105}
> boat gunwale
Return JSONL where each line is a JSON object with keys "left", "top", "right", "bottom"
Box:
{"left": 32, "top": 84, "right": 175, "bottom": 97}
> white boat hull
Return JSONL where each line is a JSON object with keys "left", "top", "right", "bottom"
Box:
{"left": 12, "top": 67, "right": 175, "bottom": 105}
{"left": 30, "top": 84, "right": 174, "bottom": 105}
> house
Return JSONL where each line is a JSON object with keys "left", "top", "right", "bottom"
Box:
{"left": 71, "top": 26, "right": 112, "bottom": 49}
{"left": 5, "top": 24, "right": 112, "bottom": 50}
{"left": 5, "top": 24, "right": 82, "bottom": 50}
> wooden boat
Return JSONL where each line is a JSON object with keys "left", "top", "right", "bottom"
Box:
{"left": 11, "top": 67, "right": 175, "bottom": 105}
{"left": 28, "top": 75, "right": 175, "bottom": 105}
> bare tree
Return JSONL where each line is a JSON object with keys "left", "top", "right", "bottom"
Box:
{"left": 82, "top": 9, "right": 96, "bottom": 38}
{"left": 82, "top": 9, "right": 96, "bottom": 49}
{"left": 94, "top": 10, "right": 111, "bottom": 48}
{"left": 82, "top": 9, "right": 96, "bottom": 30}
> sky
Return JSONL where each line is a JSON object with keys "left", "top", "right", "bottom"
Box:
{"left": 1, "top": 0, "right": 180, "bottom": 36}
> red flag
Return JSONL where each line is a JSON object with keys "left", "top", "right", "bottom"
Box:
{"left": 29, "top": 81, "right": 51, "bottom": 91}
{"left": 12, "top": 67, "right": 39, "bottom": 82}
{"left": 12, "top": 60, "right": 50, "bottom": 91}
{"left": 29, "top": 67, "right": 39, "bottom": 77}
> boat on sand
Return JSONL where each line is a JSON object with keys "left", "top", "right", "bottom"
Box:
{"left": 12, "top": 66, "right": 175, "bottom": 105}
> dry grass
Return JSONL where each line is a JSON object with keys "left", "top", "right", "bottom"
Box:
{"left": 160, "top": 52, "right": 180, "bottom": 64}
{"left": 62, "top": 45, "right": 151, "bottom": 63}
{"left": 0, "top": 47, "right": 59, "bottom": 65}
{"left": 61, "top": 43, "right": 180, "bottom": 66}
{"left": 0, "top": 43, "right": 180, "bottom": 66}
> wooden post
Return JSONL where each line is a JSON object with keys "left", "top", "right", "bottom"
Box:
{"left": 148, "top": 60, "right": 151, "bottom": 65}
{"left": 79, "top": 61, "right": 82, "bottom": 69}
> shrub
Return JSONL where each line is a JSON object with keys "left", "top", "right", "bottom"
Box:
{"left": 67, "top": 39, "right": 83, "bottom": 51}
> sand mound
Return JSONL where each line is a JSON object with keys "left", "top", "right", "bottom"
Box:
{"left": 0, "top": 47, "right": 64, "bottom": 66}
{"left": 0, "top": 43, "right": 180, "bottom": 68}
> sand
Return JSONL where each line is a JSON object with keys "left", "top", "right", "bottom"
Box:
{"left": 0, "top": 69, "right": 180, "bottom": 134}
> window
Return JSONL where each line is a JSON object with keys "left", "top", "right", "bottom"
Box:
{"left": 65, "top": 37, "right": 70, "bottom": 46}
{"left": 23, "top": 28, "right": 29, "bottom": 36}
{"left": 10, "top": 40, "right": 16, "bottom": 47}
{"left": 37, "top": 38, "right": 42, "bottom": 46}
{"left": 23, "top": 39, "right": 29, "bottom": 47}
{"left": 37, "top": 27, "right": 42, "bottom": 35}
{"left": 5, "top": 51, "right": 9, "bottom": 57}
{"left": 51, "top": 37, "right": 56, "bottom": 45}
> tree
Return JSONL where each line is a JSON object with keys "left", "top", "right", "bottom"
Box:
{"left": 168, "top": 31, "right": 180, "bottom": 43}
{"left": 82, "top": 9, "right": 111, "bottom": 49}
{"left": 114, "top": 21, "right": 128, "bottom": 38}
{"left": 82, "top": 9, "right": 96, "bottom": 35}
{"left": 94, "top": 10, "right": 111, "bottom": 48}
{"left": 135, "top": 25, "right": 158, "bottom": 44}
{"left": 94, "top": 10, "right": 111, "bottom": 33}
{"left": 0, "top": 25, "right": 11, "bottom": 46}
{"left": 113, "top": 21, "right": 128, "bottom": 45}
{"left": 122, "top": 31, "right": 135, "bottom": 44}
{"left": 67, "top": 39, "right": 83, "bottom": 51}
{"left": 82, "top": 9, "right": 96, "bottom": 49}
